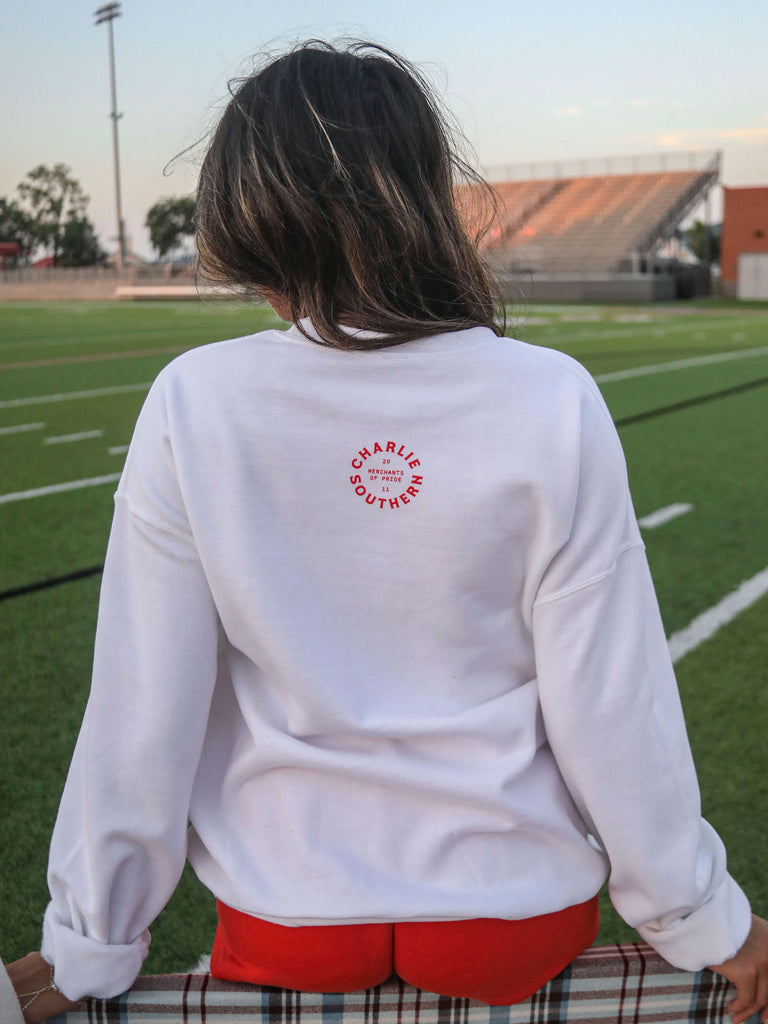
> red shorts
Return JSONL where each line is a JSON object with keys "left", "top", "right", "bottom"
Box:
{"left": 211, "top": 895, "right": 600, "bottom": 1005}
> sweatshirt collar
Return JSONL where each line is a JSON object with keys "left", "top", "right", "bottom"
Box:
{"left": 284, "top": 318, "right": 497, "bottom": 355}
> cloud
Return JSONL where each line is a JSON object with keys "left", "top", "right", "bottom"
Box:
{"left": 555, "top": 105, "right": 581, "bottom": 118}
{"left": 589, "top": 98, "right": 680, "bottom": 111}
{"left": 656, "top": 123, "right": 768, "bottom": 148}
{"left": 719, "top": 126, "right": 768, "bottom": 142}
{"left": 582, "top": 98, "right": 685, "bottom": 115}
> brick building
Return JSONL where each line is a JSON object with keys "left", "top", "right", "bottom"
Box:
{"left": 720, "top": 187, "right": 768, "bottom": 297}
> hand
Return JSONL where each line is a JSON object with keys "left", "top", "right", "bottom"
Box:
{"left": 709, "top": 915, "right": 768, "bottom": 1024}
{"left": 6, "top": 952, "right": 82, "bottom": 1024}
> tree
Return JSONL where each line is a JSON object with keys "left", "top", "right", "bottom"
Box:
{"left": 16, "top": 164, "right": 96, "bottom": 265}
{"left": 58, "top": 215, "right": 106, "bottom": 267}
{"left": 0, "top": 197, "right": 36, "bottom": 263}
{"left": 686, "top": 220, "right": 721, "bottom": 265}
{"left": 145, "top": 196, "right": 196, "bottom": 259}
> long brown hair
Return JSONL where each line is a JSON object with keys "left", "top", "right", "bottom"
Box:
{"left": 196, "top": 40, "right": 503, "bottom": 349}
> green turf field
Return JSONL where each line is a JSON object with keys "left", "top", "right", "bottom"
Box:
{"left": 1, "top": 299, "right": 767, "bottom": 972}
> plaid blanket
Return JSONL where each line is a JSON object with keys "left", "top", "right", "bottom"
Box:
{"left": 50, "top": 943, "right": 741, "bottom": 1024}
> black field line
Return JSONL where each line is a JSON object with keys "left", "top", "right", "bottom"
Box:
{"left": 3, "top": 377, "right": 767, "bottom": 602}
{"left": 6, "top": 563, "right": 768, "bottom": 667}
{"left": 0, "top": 565, "right": 104, "bottom": 603}
{"left": 614, "top": 375, "right": 768, "bottom": 427}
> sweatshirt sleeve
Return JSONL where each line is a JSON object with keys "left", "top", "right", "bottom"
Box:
{"left": 41, "top": 375, "right": 221, "bottom": 1001}
{"left": 531, "top": 373, "right": 751, "bottom": 972}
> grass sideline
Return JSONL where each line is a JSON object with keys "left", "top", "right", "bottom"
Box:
{"left": 1, "top": 300, "right": 767, "bottom": 971}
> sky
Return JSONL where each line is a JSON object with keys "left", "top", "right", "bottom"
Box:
{"left": 2, "top": 0, "right": 766, "bottom": 259}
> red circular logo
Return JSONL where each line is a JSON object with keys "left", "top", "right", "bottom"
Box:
{"left": 349, "top": 441, "right": 423, "bottom": 509}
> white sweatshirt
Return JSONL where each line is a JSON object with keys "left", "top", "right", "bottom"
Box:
{"left": 42, "top": 322, "right": 751, "bottom": 1001}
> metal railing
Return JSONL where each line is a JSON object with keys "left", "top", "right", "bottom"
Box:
{"left": 482, "top": 150, "right": 721, "bottom": 183}
{"left": 0, "top": 263, "right": 195, "bottom": 284}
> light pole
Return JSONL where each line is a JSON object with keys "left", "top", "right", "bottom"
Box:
{"left": 94, "top": 2, "right": 127, "bottom": 268}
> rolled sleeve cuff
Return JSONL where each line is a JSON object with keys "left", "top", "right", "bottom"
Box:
{"left": 638, "top": 874, "right": 752, "bottom": 971}
{"left": 41, "top": 902, "right": 150, "bottom": 1001}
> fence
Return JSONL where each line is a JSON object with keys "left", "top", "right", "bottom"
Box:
{"left": 0, "top": 263, "right": 203, "bottom": 301}
{"left": 482, "top": 150, "right": 721, "bottom": 184}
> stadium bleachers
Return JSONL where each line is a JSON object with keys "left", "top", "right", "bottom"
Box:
{"left": 463, "top": 159, "right": 718, "bottom": 277}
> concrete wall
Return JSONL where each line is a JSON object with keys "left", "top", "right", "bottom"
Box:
{"left": 499, "top": 274, "right": 676, "bottom": 304}
{"left": 0, "top": 267, "right": 195, "bottom": 302}
{"left": 1, "top": 269, "right": 687, "bottom": 305}
{"left": 0, "top": 278, "right": 126, "bottom": 301}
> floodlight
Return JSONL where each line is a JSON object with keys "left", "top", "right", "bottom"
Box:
{"left": 94, "top": 3, "right": 122, "bottom": 25}
{"left": 93, "top": 1, "right": 126, "bottom": 267}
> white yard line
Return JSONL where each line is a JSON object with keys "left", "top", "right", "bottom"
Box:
{"left": 638, "top": 503, "right": 692, "bottom": 529}
{"left": 0, "top": 421, "right": 45, "bottom": 436}
{"left": 0, "top": 381, "right": 152, "bottom": 409}
{"left": 668, "top": 566, "right": 768, "bottom": 664}
{"left": 595, "top": 345, "right": 768, "bottom": 383}
{"left": 108, "top": 444, "right": 130, "bottom": 456}
{"left": 43, "top": 429, "right": 104, "bottom": 445}
{"left": 541, "top": 316, "right": 757, "bottom": 347}
{"left": 537, "top": 326, "right": 649, "bottom": 345}
{"left": 188, "top": 954, "right": 212, "bottom": 974}
{"left": 0, "top": 473, "right": 121, "bottom": 505}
